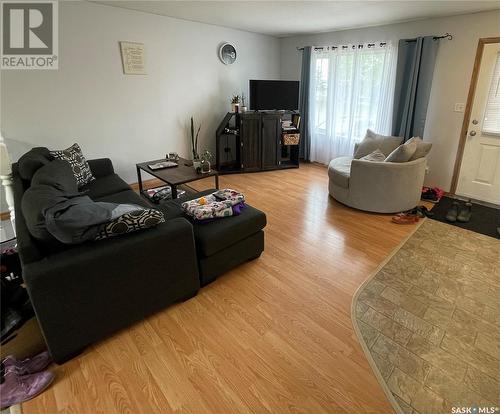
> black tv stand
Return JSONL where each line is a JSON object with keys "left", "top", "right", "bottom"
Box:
{"left": 216, "top": 111, "right": 300, "bottom": 174}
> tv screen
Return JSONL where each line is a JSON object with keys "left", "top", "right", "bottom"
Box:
{"left": 249, "top": 80, "right": 299, "bottom": 111}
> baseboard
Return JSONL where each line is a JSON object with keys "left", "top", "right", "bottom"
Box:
{"left": 129, "top": 178, "right": 164, "bottom": 192}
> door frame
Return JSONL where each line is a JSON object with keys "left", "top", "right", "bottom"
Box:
{"left": 450, "top": 37, "right": 500, "bottom": 195}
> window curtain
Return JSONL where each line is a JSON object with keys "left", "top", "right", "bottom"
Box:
{"left": 392, "top": 36, "right": 439, "bottom": 140}
{"left": 309, "top": 42, "right": 396, "bottom": 164}
{"left": 298, "top": 46, "right": 312, "bottom": 160}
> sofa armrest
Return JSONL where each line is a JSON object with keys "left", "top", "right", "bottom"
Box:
{"left": 23, "top": 217, "right": 200, "bottom": 363}
{"left": 87, "top": 158, "right": 114, "bottom": 178}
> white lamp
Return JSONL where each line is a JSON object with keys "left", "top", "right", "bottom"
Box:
{"left": 0, "top": 135, "right": 15, "bottom": 236}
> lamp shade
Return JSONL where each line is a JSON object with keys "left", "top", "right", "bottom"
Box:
{"left": 0, "top": 138, "right": 12, "bottom": 176}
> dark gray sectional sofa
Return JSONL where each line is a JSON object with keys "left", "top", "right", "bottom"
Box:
{"left": 13, "top": 154, "right": 266, "bottom": 363}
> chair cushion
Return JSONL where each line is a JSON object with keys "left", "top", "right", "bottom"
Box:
{"left": 17, "top": 147, "right": 52, "bottom": 181}
{"left": 385, "top": 141, "right": 417, "bottom": 163}
{"left": 160, "top": 189, "right": 266, "bottom": 257}
{"left": 354, "top": 129, "right": 403, "bottom": 159}
{"left": 95, "top": 189, "right": 150, "bottom": 208}
{"left": 360, "top": 149, "right": 386, "bottom": 162}
{"left": 81, "top": 174, "right": 131, "bottom": 199}
{"left": 328, "top": 157, "right": 353, "bottom": 189}
{"left": 406, "top": 136, "right": 432, "bottom": 160}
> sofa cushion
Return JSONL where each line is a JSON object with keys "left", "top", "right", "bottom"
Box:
{"left": 407, "top": 136, "right": 432, "bottom": 160}
{"left": 360, "top": 149, "right": 386, "bottom": 162}
{"left": 328, "top": 157, "right": 352, "bottom": 189}
{"left": 17, "top": 147, "right": 52, "bottom": 181}
{"left": 354, "top": 129, "right": 403, "bottom": 159}
{"left": 81, "top": 174, "right": 131, "bottom": 199}
{"left": 161, "top": 189, "right": 266, "bottom": 257}
{"left": 95, "top": 189, "right": 150, "bottom": 208}
{"left": 50, "top": 143, "right": 95, "bottom": 187}
{"left": 95, "top": 209, "right": 165, "bottom": 240}
{"left": 385, "top": 141, "right": 417, "bottom": 163}
{"left": 31, "top": 159, "right": 78, "bottom": 194}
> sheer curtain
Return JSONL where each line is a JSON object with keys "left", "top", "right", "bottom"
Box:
{"left": 309, "top": 42, "right": 397, "bottom": 164}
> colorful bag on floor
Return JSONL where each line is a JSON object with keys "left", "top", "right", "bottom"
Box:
{"left": 182, "top": 189, "right": 245, "bottom": 221}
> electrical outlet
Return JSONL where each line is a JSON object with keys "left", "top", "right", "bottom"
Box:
{"left": 454, "top": 103, "right": 465, "bottom": 112}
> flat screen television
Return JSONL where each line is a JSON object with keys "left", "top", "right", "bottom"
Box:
{"left": 249, "top": 80, "right": 299, "bottom": 111}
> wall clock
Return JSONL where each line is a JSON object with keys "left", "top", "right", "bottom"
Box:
{"left": 219, "top": 43, "right": 237, "bottom": 65}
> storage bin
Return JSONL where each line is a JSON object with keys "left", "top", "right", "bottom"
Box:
{"left": 282, "top": 133, "right": 300, "bottom": 145}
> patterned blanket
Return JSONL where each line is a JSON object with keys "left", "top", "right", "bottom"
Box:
{"left": 181, "top": 189, "right": 245, "bottom": 221}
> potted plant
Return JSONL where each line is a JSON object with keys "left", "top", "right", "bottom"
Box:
{"left": 200, "top": 150, "right": 213, "bottom": 173}
{"left": 190, "top": 116, "right": 201, "bottom": 170}
{"left": 231, "top": 95, "right": 241, "bottom": 113}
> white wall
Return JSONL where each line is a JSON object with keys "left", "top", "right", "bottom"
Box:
{"left": 280, "top": 10, "right": 500, "bottom": 191}
{"left": 0, "top": 1, "right": 280, "bottom": 183}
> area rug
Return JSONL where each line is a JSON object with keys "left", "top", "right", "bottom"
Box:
{"left": 352, "top": 219, "right": 500, "bottom": 414}
{"left": 430, "top": 196, "right": 500, "bottom": 239}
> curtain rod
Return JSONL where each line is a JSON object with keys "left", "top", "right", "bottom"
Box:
{"left": 296, "top": 33, "right": 452, "bottom": 51}
{"left": 296, "top": 42, "right": 387, "bottom": 51}
{"left": 405, "top": 33, "right": 453, "bottom": 42}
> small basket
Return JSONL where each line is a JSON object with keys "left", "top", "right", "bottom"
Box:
{"left": 282, "top": 133, "right": 300, "bottom": 145}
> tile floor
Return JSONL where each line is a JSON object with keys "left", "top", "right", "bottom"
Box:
{"left": 355, "top": 219, "right": 500, "bottom": 414}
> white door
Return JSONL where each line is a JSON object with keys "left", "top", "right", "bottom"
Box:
{"left": 457, "top": 43, "right": 500, "bottom": 205}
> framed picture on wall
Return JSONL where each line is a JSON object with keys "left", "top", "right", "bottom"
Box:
{"left": 119, "top": 41, "right": 146, "bottom": 75}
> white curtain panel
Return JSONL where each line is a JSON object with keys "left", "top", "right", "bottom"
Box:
{"left": 309, "top": 42, "right": 397, "bottom": 164}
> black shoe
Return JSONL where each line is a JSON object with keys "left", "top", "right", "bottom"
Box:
{"left": 417, "top": 206, "right": 434, "bottom": 217}
{"left": 445, "top": 201, "right": 459, "bottom": 222}
{"left": 457, "top": 200, "right": 472, "bottom": 223}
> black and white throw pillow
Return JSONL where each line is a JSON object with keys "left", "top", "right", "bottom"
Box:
{"left": 50, "top": 143, "right": 95, "bottom": 187}
{"left": 95, "top": 209, "right": 165, "bottom": 240}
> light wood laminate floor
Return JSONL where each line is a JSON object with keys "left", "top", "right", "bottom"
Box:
{"left": 23, "top": 163, "right": 422, "bottom": 414}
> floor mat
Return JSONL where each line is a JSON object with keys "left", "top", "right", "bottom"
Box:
{"left": 352, "top": 219, "right": 500, "bottom": 414}
{"left": 429, "top": 196, "right": 500, "bottom": 238}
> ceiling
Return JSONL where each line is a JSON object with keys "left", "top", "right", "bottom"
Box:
{"left": 95, "top": 1, "right": 500, "bottom": 38}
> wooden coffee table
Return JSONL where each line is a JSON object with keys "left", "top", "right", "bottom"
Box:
{"left": 136, "top": 157, "right": 219, "bottom": 199}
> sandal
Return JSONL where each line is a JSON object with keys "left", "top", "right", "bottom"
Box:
{"left": 392, "top": 213, "right": 419, "bottom": 224}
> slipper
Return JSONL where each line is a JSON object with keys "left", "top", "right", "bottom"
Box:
{"left": 392, "top": 213, "right": 419, "bottom": 224}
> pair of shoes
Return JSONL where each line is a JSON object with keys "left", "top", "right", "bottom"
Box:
{"left": 421, "top": 187, "right": 444, "bottom": 203}
{"left": 0, "top": 351, "right": 54, "bottom": 409}
{"left": 446, "top": 200, "right": 472, "bottom": 223}
{"left": 392, "top": 211, "right": 420, "bottom": 224}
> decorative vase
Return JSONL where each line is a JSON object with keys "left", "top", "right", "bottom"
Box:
{"left": 231, "top": 103, "right": 240, "bottom": 113}
{"left": 193, "top": 159, "right": 202, "bottom": 173}
{"left": 201, "top": 160, "right": 211, "bottom": 174}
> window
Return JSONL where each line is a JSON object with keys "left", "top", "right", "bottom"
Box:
{"left": 483, "top": 52, "right": 500, "bottom": 135}
{"left": 309, "top": 42, "right": 396, "bottom": 164}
